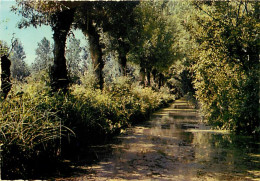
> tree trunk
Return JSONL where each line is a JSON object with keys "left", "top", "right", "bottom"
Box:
{"left": 50, "top": 9, "right": 75, "bottom": 92}
{"left": 118, "top": 51, "right": 127, "bottom": 76}
{"left": 140, "top": 66, "right": 145, "bottom": 86}
{"left": 118, "top": 40, "right": 129, "bottom": 76}
{"left": 152, "top": 69, "right": 157, "bottom": 82}
{"left": 85, "top": 20, "right": 104, "bottom": 90}
{"left": 0, "top": 55, "right": 11, "bottom": 99}
{"left": 159, "top": 73, "right": 164, "bottom": 89}
{"left": 146, "top": 68, "right": 151, "bottom": 87}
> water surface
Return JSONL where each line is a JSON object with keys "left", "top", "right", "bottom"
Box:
{"left": 56, "top": 97, "right": 260, "bottom": 180}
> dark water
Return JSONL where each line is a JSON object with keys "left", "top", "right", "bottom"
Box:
{"left": 56, "top": 97, "right": 260, "bottom": 181}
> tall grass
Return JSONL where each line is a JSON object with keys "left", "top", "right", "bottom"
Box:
{"left": 0, "top": 72, "right": 174, "bottom": 179}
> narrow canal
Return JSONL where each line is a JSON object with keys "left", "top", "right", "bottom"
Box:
{"left": 57, "top": 97, "right": 260, "bottom": 181}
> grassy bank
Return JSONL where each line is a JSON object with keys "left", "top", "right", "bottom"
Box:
{"left": 0, "top": 75, "right": 174, "bottom": 179}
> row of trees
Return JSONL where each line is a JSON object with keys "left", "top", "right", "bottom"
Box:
{"left": 0, "top": 36, "right": 88, "bottom": 83}
{"left": 32, "top": 36, "right": 89, "bottom": 79}
{"left": 11, "top": 1, "right": 180, "bottom": 91}
{"left": 2, "top": 1, "right": 258, "bottom": 134}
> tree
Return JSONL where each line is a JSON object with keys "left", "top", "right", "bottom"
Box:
{"left": 190, "top": 1, "right": 259, "bottom": 134}
{"left": 32, "top": 37, "right": 53, "bottom": 72}
{"left": 0, "top": 55, "right": 11, "bottom": 99}
{"left": 0, "top": 41, "right": 11, "bottom": 99}
{"left": 13, "top": 1, "right": 78, "bottom": 91}
{"left": 80, "top": 46, "right": 91, "bottom": 74}
{"left": 0, "top": 41, "right": 9, "bottom": 57}
{"left": 51, "top": 8, "right": 75, "bottom": 91}
{"left": 14, "top": 1, "right": 140, "bottom": 90}
{"left": 65, "top": 36, "right": 82, "bottom": 79}
{"left": 128, "top": 1, "right": 179, "bottom": 87}
{"left": 75, "top": 1, "right": 141, "bottom": 89}
{"left": 162, "top": 1, "right": 198, "bottom": 96}
{"left": 100, "top": 1, "right": 139, "bottom": 76}
{"left": 10, "top": 39, "right": 30, "bottom": 81}
{"left": 75, "top": 2, "right": 109, "bottom": 90}
{"left": 1, "top": 40, "right": 12, "bottom": 99}
{"left": 103, "top": 52, "right": 121, "bottom": 84}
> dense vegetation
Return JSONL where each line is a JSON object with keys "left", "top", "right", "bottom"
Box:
{"left": 1, "top": 71, "right": 173, "bottom": 178}
{"left": 0, "top": 0, "right": 259, "bottom": 179}
{"left": 188, "top": 2, "right": 259, "bottom": 134}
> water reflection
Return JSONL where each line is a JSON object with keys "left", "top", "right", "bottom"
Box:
{"left": 56, "top": 98, "right": 260, "bottom": 180}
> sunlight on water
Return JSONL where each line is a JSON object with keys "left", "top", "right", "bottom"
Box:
{"left": 56, "top": 97, "right": 260, "bottom": 181}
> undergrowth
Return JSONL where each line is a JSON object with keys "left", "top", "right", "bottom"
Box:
{"left": 0, "top": 72, "right": 174, "bottom": 179}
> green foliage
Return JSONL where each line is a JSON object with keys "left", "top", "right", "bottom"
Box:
{"left": 0, "top": 79, "right": 63, "bottom": 178}
{"left": 0, "top": 96, "right": 61, "bottom": 149}
{"left": 32, "top": 37, "right": 53, "bottom": 72}
{"left": 103, "top": 53, "right": 122, "bottom": 83}
{"left": 10, "top": 39, "right": 30, "bottom": 81}
{"left": 65, "top": 36, "right": 83, "bottom": 79}
{"left": 1, "top": 71, "right": 63, "bottom": 147}
{"left": 191, "top": 1, "right": 259, "bottom": 134}
{"left": 66, "top": 76, "right": 174, "bottom": 143}
{"left": 96, "top": 1, "right": 139, "bottom": 74}
{"left": 0, "top": 40, "right": 9, "bottom": 57}
{"left": 1, "top": 71, "right": 174, "bottom": 178}
{"left": 128, "top": 1, "right": 179, "bottom": 73}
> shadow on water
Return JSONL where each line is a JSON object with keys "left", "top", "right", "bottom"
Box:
{"left": 55, "top": 97, "right": 260, "bottom": 181}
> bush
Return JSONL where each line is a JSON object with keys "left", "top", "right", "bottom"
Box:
{"left": 66, "top": 76, "right": 174, "bottom": 144}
